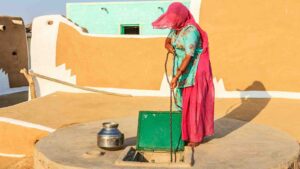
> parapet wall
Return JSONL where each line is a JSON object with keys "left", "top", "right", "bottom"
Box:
{"left": 30, "top": 15, "right": 173, "bottom": 97}
{"left": 30, "top": 0, "right": 300, "bottom": 98}
{"left": 56, "top": 23, "right": 167, "bottom": 90}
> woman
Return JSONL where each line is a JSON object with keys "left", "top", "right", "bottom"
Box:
{"left": 152, "top": 2, "right": 215, "bottom": 147}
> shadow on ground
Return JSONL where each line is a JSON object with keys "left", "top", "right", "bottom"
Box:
{"left": 124, "top": 137, "right": 137, "bottom": 147}
{"left": 122, "top": 81, "right": 271, "bottom": 149}
{"left": 204, "top": 81, "right": 271, "bottom": 141}
{"left": 0, "top": 91, "right": 28, "bottom": 108}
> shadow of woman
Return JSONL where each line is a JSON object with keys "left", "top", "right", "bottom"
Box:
{"left": 204, "top": 81, "right": 271, "bottom": 142}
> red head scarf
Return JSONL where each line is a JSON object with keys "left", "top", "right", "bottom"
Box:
{"left": 152, "top": 2, "right": 209, "bottom": 55}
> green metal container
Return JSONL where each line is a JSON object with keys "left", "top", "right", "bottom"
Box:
{"left": 136, "top": 111, "right": 184, "bottom": 152}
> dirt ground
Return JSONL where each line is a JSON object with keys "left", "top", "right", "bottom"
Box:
{"left": 0, "top": 157, "right": 32, "bottom": 169}
{"left": 0, "top": 92, "right": 299, "bottom": 169}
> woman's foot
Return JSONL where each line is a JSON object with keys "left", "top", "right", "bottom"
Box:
{"left": 187, "top": 142, "right": 200, "bottom": 147}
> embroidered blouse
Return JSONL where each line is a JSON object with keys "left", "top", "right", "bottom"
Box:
{"left": 168, "top": 25, "right": 203, "bottom": 88}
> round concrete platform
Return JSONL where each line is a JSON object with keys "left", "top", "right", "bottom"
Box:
{"left": 34, "top": 116, "right": 299, "bottom": 169}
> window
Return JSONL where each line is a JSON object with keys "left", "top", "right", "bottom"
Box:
{"left": 120, "top": 24, "right": 140, "bottom": 35}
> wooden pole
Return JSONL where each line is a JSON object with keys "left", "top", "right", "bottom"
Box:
{"left": 20, "top": 68, "right": 36, "bottom": 99}
{"left": 27, "top": 70, "right": 132, "bottom": 97}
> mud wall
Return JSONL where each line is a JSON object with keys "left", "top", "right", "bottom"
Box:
{"left": 200, "top": 0, "right": 300, "bottom": 91}
{"left": 0, "top": 16, "right": 28, "bottom": 88}
{"left": 57, "top": 0, "right": 300, "bottom": 92}
{"left": 56, "top": 23, "right": 167, "bottom": 90}
{"left": 30, "top": 0, "right": 300, "bottom": 98}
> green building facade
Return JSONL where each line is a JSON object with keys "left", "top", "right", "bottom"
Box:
{"left": 66, "top": 0, "right": 191, "bottom": 35}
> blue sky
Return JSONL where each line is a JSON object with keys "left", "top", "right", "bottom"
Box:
{"left": 0, "top": 0, "right": 146, "bottom": 24}
{"left": 0, "top": 0, "right": 65, "bottom": 24}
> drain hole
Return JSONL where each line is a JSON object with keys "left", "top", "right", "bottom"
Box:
{"left": 12, "top": 51, "right": 17, "bottom": 56}
{"left": 47, "top": 20, "right": 53, "bottom": 25}
{"left": 0, "top": 25, "right": 6, "bottom": 31}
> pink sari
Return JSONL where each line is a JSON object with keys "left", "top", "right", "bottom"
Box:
{"left": 152, "top": 2, "right": 214, "bottom": 142}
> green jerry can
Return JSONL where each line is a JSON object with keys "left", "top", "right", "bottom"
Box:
{"left": 136, "top": 111, "right": 185, "bottom": 152}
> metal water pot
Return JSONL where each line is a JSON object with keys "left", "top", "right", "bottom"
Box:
{"left": 97, "top": 122, "right": 124, "bottom": 149}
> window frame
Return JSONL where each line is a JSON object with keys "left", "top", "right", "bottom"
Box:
{"left": 120, "top": 24, "right": 140, "bottom": 35}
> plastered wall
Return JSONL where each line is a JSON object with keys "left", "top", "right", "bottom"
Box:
{"left": 30, "top": 0, "right": 300, "bottom": 98}
{"left": 200, "top": 0, "right": 300, "bottom": 92}
{"left": 61, "top": 0, "right": 300, "bottom": 92}
{"left": 30, "top": 15, "right": 174, "bottom": 97}
{"left": 56, "top": 23, "right": 168, "bottom": 90}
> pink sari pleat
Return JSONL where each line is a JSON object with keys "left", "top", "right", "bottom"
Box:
{"left": 181, "top": 55, "right": 215, "bottom": 143}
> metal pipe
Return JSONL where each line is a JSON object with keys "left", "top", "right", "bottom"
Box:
{"left": 165, "top": 52, "right": 174, "bottom": 162}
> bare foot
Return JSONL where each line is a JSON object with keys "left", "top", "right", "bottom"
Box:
{"left": 187, "top": 142, "right": 200, "bottom": 147}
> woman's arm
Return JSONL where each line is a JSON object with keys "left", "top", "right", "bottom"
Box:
{"left": 171, "top": 54, "right": 192, "bottom": 89}
{"left": 165, "top": 37, "right": 175, "bottom": 54}
{"left": 170, "top": 26, "right": 200, "bottom": 89}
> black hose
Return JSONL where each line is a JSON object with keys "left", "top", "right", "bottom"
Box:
{"left": 164, "top": 52, "right": 173, "bottom": 162}
{"left": 164, "top": 52, "right": 183, "bottom": 162}
{"left": 164, "top": 52, "right": 182, "bottom": 109}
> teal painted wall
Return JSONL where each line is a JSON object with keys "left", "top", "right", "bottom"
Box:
{"left": 66, "top": 0, "right": 190, "bottom": 35}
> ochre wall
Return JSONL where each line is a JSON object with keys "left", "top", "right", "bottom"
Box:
{"left": 200, "top": 0, "right": 300, "bottom": 91}
{"left": 56, "top": 23, "right": 171, "bottom": 90}
{"left": 57, "top": 0, "right": 300, "bottom": 92}
{"left": 0, "top": 16, "right": 28, "bottom": 87}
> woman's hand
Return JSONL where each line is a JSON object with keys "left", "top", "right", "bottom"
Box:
{"left": 170, "top": 55, "right": 192, "bottom": 90}
{"left": 165, "top": 38, "right": 175, "bottom": 54}
{"left": 166, "top": 44, "right": 175, "bottom": 54}
{"left": 170, "top": 77, "right": 178, "bottom": 89}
